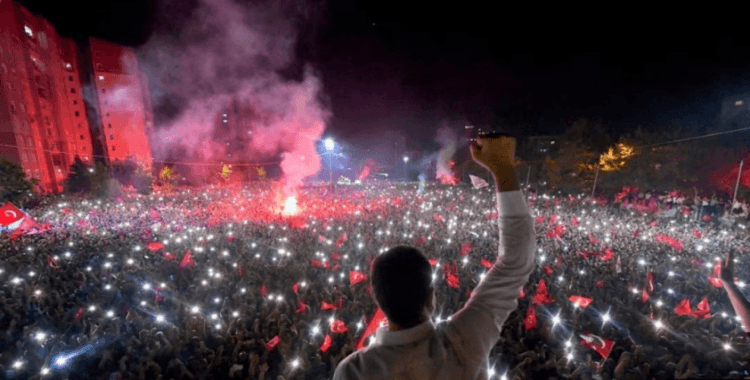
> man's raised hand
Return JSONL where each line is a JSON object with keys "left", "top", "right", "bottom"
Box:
{"left": 470, "top": 135, "right": 516, "bottom": 174}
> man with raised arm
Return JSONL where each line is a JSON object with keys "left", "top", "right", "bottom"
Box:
{"left": 334, "top": 135, "right": 536, "bottom": 379}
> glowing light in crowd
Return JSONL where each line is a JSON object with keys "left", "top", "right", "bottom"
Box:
{"left": 283, "top": 196, "right": 298, "bottom": 216}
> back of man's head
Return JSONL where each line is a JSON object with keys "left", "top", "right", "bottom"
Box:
{"left": 371, "top": 245, "right": 432, "bottom": 327}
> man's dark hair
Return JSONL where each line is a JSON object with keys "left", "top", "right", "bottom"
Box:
{"left": 371, "top": 245, "right": 432, "bottom": 327}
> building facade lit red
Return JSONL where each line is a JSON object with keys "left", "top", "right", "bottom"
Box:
{"left": 88, "top": 37, "right": 153, "bottom": 167}
{"left": 0, "top": 0, "right": 94, "bottom": 193}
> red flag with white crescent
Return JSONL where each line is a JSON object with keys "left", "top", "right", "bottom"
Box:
{"left": 579, "top": 333, "right": 615, "bottom": 360}
{"left": 264, "top": 336, "right": 280, "bottom": 351}
{"left": 569, "top": 295, "right": 593, "bottom": 309}
{"left": 320, "top": 334, "right": 332, "bottom": 352}
{"left": 349, "top": 271, "right": 368, "bottom": 285}
{"left": 356, "top": 308, "right": 386, "bottom": 350}
{"left": 0, "top": 202, "right": 24, "bottom": 227}
{"left": 331, "top": 319, "right": 348, "bottom": 334}
{"left": 179, "top": 250, "right": 195, "bottom": 269}
{"left": 524, "top": 306, "right": 538, "bottom": 331}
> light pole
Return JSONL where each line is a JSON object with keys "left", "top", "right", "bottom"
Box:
{"left": 403, "top": 156, "right": 409, "bottom": 181}
{"left": 325, "top": 138, "right": 334, "bottom": 183}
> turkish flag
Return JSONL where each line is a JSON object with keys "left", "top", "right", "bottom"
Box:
{"left": 446, "top": 273, "right": 460, "bottom": 288}
{"left": 580, "top": 333, "right": 615, "bottom": 360}
{"left": 532, "top": 280, "right": 554, "bottom": 305}
{"left": 264, "top": 336, "right": 280, "bottom": 351}
{"left": 414, "top": 236, "right": 427, "bottom": 246}
{"left": 237, "top": 263, "right": 244, "bottom": 277}
{"left": 318, "top": 235, "right": 327, "bottom": 243}
{"left": 47, "top": 255, "right": 58, "bottom": 269}
{"left": 356, "top": 308, "right": 386, "bottom": 350}
{"left": 549, "top": 214, "right": 558, "bottom": 225}
{"left": 535, "top": 215, "right": 546, "bottom": 225}
{"left": 74, "top": 307, "right": 85, "bottom": 321}
{"left": 163, "top": 252, "right": 176, "bottom": 261}
{"left": 433, "top": 214, "right": 444, "bottom": 223}
{"left": 311, "top": 259, "right": 329, "bottom": 268}
{"left": 600, "top": 248, "right": 614, "bottom": 261}
{"left": 0, "top": 203, "right": 24, "bottom": 227}
{"left": 674, "top": 298, "right": 692, "bottom": 316}
{"left": 633, "top": 229, "right": 640, "bottom": 238}
{"left": 331, "top": 253, "right": 341, "bottom": 261}
{"left": 149, "top": 208, "right": 160, "bottom": 220}
{"left": 350, "top": 271, "right": 368, "bottom": 286}
{"left": 336, "top": 233, "right": 348, "bottom": 248}
{"left": 481, "top": 259, "right": 493, "bottom": 268}
{"left": 260, "top": 284, "right": 267, "bottom": 298}
{"left": 320, "top": 334, "right": 332, "bottom": 352}
{"left": 295, "top": 301, "right": 308, "bottom": 314}
{"left": 519, "top": 286, "right": 526, "bottom": 299}
{"left": 331, "top": 319, "right": 348, "bottom": 334}
{"left": 429, "top": 259, "right": 438, "bottom": 266}
{"left": 322, "top": 301, "right": 338, "bottom": 311}
{"left": 179, "top": 250, "right": 195, "bottom": 269}
{"left": 292, "top": 283, "right": 299, "bottom": 294}
{"left": 543, "top": 265, "right": 554, "bottom": 275}
{"left": 524, "top": 307, "right": 538, "bottom": 331}
{"left": 692, "top": 229, "right": 702, "bottom": 238}
{"left": 460, "top": 242, "right": 472, "bottom": 256}
{"left": 571, "top": 216, "right": 580, "bottom": 226}
{"left": 596, "top": 281, "right": 604, "bottom": 288}
{"left": 641, "top": 289, "right": 650, "bottom": 303}
{"left": 226, "top": 235, "right": 235, "bottom": 243}
{"left": 691, "top": 297, "right": 711, "bottom": 319}
{"left": 146, "top": 242, "right": 164, "bottom": 252}
{"left": 569, "top": 295, "right": 593, "bottom": 309}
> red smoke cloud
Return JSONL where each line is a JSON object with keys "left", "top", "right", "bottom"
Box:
{"left": 140, "top": 0, "right": 329, "bottom": 196}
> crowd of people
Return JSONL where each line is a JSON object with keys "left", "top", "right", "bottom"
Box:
{"left": 1, "top": 181, "right": 749, "bottom": 380}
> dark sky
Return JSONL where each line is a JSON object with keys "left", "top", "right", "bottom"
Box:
{"left": 17, "top": 0, "right": 750, "bottom": 143}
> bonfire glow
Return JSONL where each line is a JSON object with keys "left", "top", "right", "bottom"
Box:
{"left": 283, "top": 196, "right": 298, "bottom": 216}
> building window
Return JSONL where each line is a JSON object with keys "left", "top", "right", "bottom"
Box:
{"left": 78, "top": 123, "right": 82, "bottom": 129}
{"left": 70, "top": 88, "right": 76, "bottom": 94}
{"left": 109, "top": 134, "right": 114, "bottom": 140}
{"left": 68, "top": 75, "right": 74, "bottom": 81}
{"left": 98, "top": 75, "right": 104, "bottom": 81}
{"left": 102, "top": 88, "right": 106, "bottom": 94}
{"left": 111, "top": 146, "right": 116, "bottom": 151}
{"left": 105, "top": 112, "right": 110, "bottom": 117}
{"left": 80, "top": 134, "right": 85, "bottom": 140}
{"left": 108, "top": 123, "right": 112, "bottom": 128}
{"left": 24, "top": 25, "right": 33, "bottom": 38}
{"left": 73, "top": 100, "right": 77, "bottom": 105}
{"left": 74, "top": 111, "right": 80, "bottom": 117}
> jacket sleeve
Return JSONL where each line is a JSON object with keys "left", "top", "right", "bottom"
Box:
{"left": 447, "top": 190, "right": 536, "bottom": 360}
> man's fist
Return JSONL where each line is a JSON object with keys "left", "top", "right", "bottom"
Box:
{"left": 470, "top": 135, "right": 516, "bottom": 173}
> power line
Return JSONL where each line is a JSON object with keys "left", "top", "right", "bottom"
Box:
{"left": 636, "top": 125, "right": 750, "bottom": 149}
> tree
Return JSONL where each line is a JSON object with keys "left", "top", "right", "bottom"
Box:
{"left": 112, "top": 157, "right": 152, "bottom": 194}
{"left": 159, "top": 166, "right": 178, "bottom": 192}
{"left": 65, "top": 158, "right": 113, "bottom": 198}
{"left": 0, "top": 158, "right": 34, "bottom": 205}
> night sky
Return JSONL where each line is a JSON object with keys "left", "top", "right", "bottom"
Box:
{"left": 16, "top": 0, "right": 750, "bottom": 144}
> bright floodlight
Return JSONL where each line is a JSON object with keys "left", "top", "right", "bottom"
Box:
{"left": 324, "top": 138, "right": 335, "bottom": 151}
{"left": 403, "top": 156, "right": 409, "bottom": 163}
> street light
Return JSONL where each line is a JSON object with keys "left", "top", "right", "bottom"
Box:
{"left": 403, "top": 156, "right": 409, "bottom": 181}
{"left": 324, "top": 138, "right": 334, "bottom": 184}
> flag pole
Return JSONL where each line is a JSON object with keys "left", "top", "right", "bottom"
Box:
{"left": 732, "top": 159, "right": 744, "bottom": 216}
{"left": 525, "top": 165, "right": 531, "bottom": 189}
{"left": 591, "top": 164, "right": 600, "bottom": 198}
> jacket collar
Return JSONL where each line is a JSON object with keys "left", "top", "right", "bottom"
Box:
{"left": 375, "top": 319, "right": 435, "bottom": 346}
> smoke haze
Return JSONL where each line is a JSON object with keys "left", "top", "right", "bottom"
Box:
{"left": 137, "top": 0, "right": 330, "bottom": 194}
